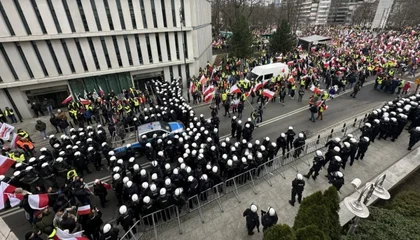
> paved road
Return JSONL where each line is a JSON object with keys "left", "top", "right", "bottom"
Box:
{"left": 0, "top": 81, "right": 396, "bottom": 239}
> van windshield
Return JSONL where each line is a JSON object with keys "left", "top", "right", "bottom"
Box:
{"left": 246, "top": 72, "right": 259, "bottom": 81}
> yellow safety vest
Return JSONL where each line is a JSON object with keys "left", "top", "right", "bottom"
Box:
{"left": 271, "top": 77, "right": 276, "bottom": 83}
{"left": 18, "top": 131, "right": 29, "bottom": 139}
{"left": 125, "top": 106, "right": 131, "bottom": 113}
{"left": 4, "top": 110, "right": 13, "bottom": 116}
{"left": 133, "top": 99, "right": 139, "bottom": 106}
{"left": 377, "top": 78, "right": 383, "bottom": 85}
{"left": 291, "top": 85, "right": 296, "bottom": 90}
{"left": 48, "top": 228, "right": 56, "bottom": 239}
{"left": 399, "top": 80, "right": 405, "bottom": 88}
{"left": 222, "top": 93, "right": 227, "bottom": 101}
{"left": 117, "top": 104, "right": 123, "bottom": 111}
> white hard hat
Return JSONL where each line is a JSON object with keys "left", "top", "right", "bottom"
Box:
{"left": 142, "top": 182, "right": 149, "bottom": 189}
{"left": 103, "top": 224, "right": 111, "bottom": 233}
{"left": 131, "top": 194, "right": 139, "bottom": 202}
{"left": 188, "top": 176, "right": 194, "bottom": 182}
{"left": 165, "top": 178, "right": 171, "bottom": 185}
{"left": 175, "top": 188, "right": 182, "bottom": 196}
{"left": 334, "top": 137, "right": 341, "bottom": 142}
{"left": 150, "top": 184, "right": 157, "bottom": 191}
{"left": 41, "top": 162, "right": 49, "bottom": 168}
{"left": 123, "top": 177, "right": 129, "bottom": 184}
{"left": 344, "top": 142, "right": 350, "bottom": 148}
{"left": 250, "top": 204, "right": 258, "bottom": 212}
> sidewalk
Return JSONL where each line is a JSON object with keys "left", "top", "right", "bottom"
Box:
{"left": 149, "top": 124, "right": 412, "bottom": 240}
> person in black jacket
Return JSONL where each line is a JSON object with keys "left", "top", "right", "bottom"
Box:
{"left": 236, "top": 120, "right": 242, "bottom": 141}
{"left": 355, "top": 137, "right": 370, "bottom": 160}
{"left": 289, "top": 174, "right": 305, "bottom": 206}
{"left": 83, "top": 208, "right": 103, "bottom": 240}
{"left": 93, "top": 179, "right": 108, "bottom": 208}
{"left": 243, "top": 203, "right": 260, "bottom": 235}
{"left": 275, "top": 133, "right": 287, "bottom": 157}
{"left": 304, "top": 150, "right": 325, "bottom": 180}
{"left": 117, "top": 205, "right": 136, "bottom": 238}
{"left": 285, "top": 126, "right": 296, "bottom": 150}
{"left": 261, "top": 207, "right": 278, "bottom": 231}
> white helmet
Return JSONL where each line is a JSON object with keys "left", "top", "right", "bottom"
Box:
{"left": 119, "top": 205, "right": 127, "bottom": 214}
{"left": 143, "top": 196, "right": 151, "bottom": 204}
{"left": 113, "top": 173, "right": 121, "bottom": 181}
{"left": 344, "top": 142, "right": 350, "bottom": 148}
{"left": 296, "top": 173, "right": 303, "bottom": 180}
{"left": 298, "top": 133, "right": 304, "bottom": 138}
{"left": 315, "top": 150, "right": 323, "bottom": 157}
{"left": 175, "top": 188, "right": 182, "bottom": 196}
{"left": 160, "top": 188, "right": 167, "bottom": 195}
{"left": 165, "top": 178, "right": 171, "bottom": 185}
{"left": 336, "top": 171, "right": 344, "bottom": 178}
{"left": 334, "top": 156, "right": 342, "bottom": 162}
{"left": 289, "top": 126, "right": 293, "bottom": 130}
{"left": 333, "top": 146, "right": 340, "bottom": 152}
{"left": 152, "top": 173, "right": 158, "bottom": 180}
{"left": 126, "top": 181, "right": 133, "bottom": 188}
{"left": 103, "top": 224, "right": 111, "bottom": 234}
{"left": 142, "top": 182, "right": 149, "bottom": 189}
{"left": 123, "top": 177, "right": 129, "bottom": 184}
{"left": 201, "top": 174, "right": 208, "bottom": 181}
{"left": 129, "top": 157, "right": 135, "bottom": 163}
{"left": 334, "top": 137, "right": 341, "bottom": 142}
{"left": 150, "top": 184, "right": 157, "bottom": 192}
{"left": 268, "top": 207, "right": 276, "bottom": 216}
{"left": 250, "top": 204, "right": 258, "bottom": 213}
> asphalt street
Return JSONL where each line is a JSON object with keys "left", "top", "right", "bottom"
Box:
{"left": 0, "top": 81, "right": 396, "bottom": 239}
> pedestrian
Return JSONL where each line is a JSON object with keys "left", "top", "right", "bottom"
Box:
{"left": 279, "top": 87, "right": 286, "bottom": 105}
{"left": 261, "top": 207, "right": 278, "bottom": 231}
{"left": 93, "top": 179, "right": 109, "bottom": 208}
{"left": 285, "top": 126, "right": 295, "bottom": 150}
{"left": 43, "top": 98, "right": 53, "bottom": 114}
{"left": 4, "top": 107, "right": 17, "bottom": 123}
{"left": 243, "top": 203, "right": 260, "bottom": 235}
{"left": 298, "top": 86, "right": 305, "bottom": 102}
{"left": 309, "top": 104, "right": 317, "bottom": 122}
{"left": 31, "top": 101, "right": 44, "bottom": 118}
{"left": 350, "top": 82, "right": 361, "bottom": 98}
{"left": 317, "top": 103, "right": 325, "bottom": 120}
{"left": 289, "top": 173, "right": 305, "bottom": 206}
{"left": 304, "top": 150, "right": 324, "bottom": 180}
{"left": 256, "top": 106, "right": 263, "bottom": 123}
{"left": 49, "top": 114, "right": 60, "bottom": 134}
{"left": 35, "top": 120, "right": 47, "bottom": 140}
{"left": 408, "top": 127, "right": 420, "bottom": 150}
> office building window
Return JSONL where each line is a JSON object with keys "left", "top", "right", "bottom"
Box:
{"left": 62, "top": 0, "right": 76, "bottom": 32}
{"left": 76, "top": 0, "right": 89, "bottom": 31}
{"left": 116, "top": 0, "right": 126, "bottom": 30}
{"left": 45, "top": 41, "right": 63, "bottom": 74}
{"left": 15, "top": 43, "right": 33, "bottom": 78}
{"left": 103, "top": 0, "right": 114, "bottom": 30}
{"left": 180, "top": 0, "right": 185, "bottom": 23}
{"left": 155, "top": 35, "right": 162, "bottom": 62}
{"left": 112, "top": 36, "right": 123, "bottom": 67}
{"left": 31, "top": 41, "right": 48, "bottom": 76}
{"left": 183, "top": 32, "right": 188, "bottom": 59}
{"left": 90, "top": 0, "right": 102, "bottom": 31}
{"left": 161, "top": 0, "right": 167, "bottom": 28}
{"left": 0, "top": 44, "right": 18, "bottom": 80}
{"left": 128, "top": 0, "right": 136, "bottom": 29}
{"left": 88, "top": 38, "right": 100, "bottom": 70}
{"left": 140, "top": 0, "right": 147, "bottom": 28}
{"left": 0, "top": 2, "right": 15, "bottom": 36}
{"left": 169, "top": 66, "right": 173, "bottom": 79}
{"left": 46, "top": 0, "right": 62, "bottom": 33}
{"left": 100, "top": 37, "right": 112, "bottom": 68}
{"left": 13, "top": 0, "right": 31, "bottom": 35}
{"left": 74, "top": 39, "right": 88, "bottom": 71}
{"left": 171, "top": 0, "right": 176, "bottom": 27}
{"left": 178, "top": 65, "right": 182, "bottom": 78}
{"left": 150, "top": 0, "right": 158, "bottom": 28}
{"left": 174, "top": 33, "right": 180, "bottom": 60}
{"left": 145, "top": 34, "right": 153, "bottom": 63}
{"left": 30, "top": 0, "right": 47, "bottom": 34}
{"left": 165, "top": 33, "right": 171, "bottom": 61}
{"left": 134, "top": 35, "right": 143, "bottom": 64}
{"left": 124, "top": 36, "right": 133, "bottom": 66}
{"left": 186, "top": 63, "right": 190, "bottom": 77}
{"left": 60, "top": 40, "right": 75, "bottom": 73}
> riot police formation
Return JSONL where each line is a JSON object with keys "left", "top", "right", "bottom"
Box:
{"left": 2, "top": 79, "right": 420, "bottom": 239}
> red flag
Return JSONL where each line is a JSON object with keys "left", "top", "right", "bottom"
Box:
{"left": 200, "top": 75, "right": 207, "bottom": 86}
{"left": 0, "top": 182, "right": 16, "bottom": 210}
{"left": 189, "top": 82, "right": 196, "bottom": 94}
{"left": 98, "top": 86, "right": 105, "bottom": 97}
{"left": 204, "top": 92, "right": 214, "bottom": 103}
{"left": 246, "top": 86, "right": 254, "bottom": 97}
{"left": 262, "top": 89, "right": 275, "bottom": 99}
{"left": 5, "top": 193, "right": 24, "bottom": 207}
{"left": 28, "top": 194, "right": 49, "bottom": 210}
{"left": 77, "top": 205, "right": 91, "bottom": 215}
{"left": 287, "top": 61, "right": 294, "bottom": 66}
{"left": 62, "top": 95, "right": 73, "bottom": 105}
{"left": 54, "top": 227, "right": 88, "bottom": 240}
{"left": 229, "top": 84, "right": 241, "bottom": 94}
{"left": 0, "top": 155, "right": 15, "bottom": 175}
{"left": 253, "top": 82, "right": 263, "bottom": 92}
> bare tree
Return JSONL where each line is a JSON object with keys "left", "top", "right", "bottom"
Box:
{"left": 387, "top": 0, "right": 420, "bottom": 28}
{"left": 351, "top": 1, "right": 378, "bottom": 26}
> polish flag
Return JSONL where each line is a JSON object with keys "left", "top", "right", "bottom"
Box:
{"left": 79, "top": 98, "right": 91, "bottom": 105}
{"left": 5, "top": 193, "right": 24, "bottom": 207}
{"left": 189, "top": 81, "right": 196, "bottom": 94}
{"left": 339, "top": 67, "right": 346, "bottom": 71}
{"left": 287, "top": 61, "right": 294, "bottom": 66}
{"left": 98, "top": 86, "right": 105, "bottom": 97}
{"left": 229, "top": 84, "right": 241, "bottom": 94}
{"left": 262, "top": 89, "right": 275, "bottom": 99}
{"left": 0, "top": 155, "right": 15, "bottom": 175}
{"left": 28, "top": 194, "right": 49, "bottom": 210}
{"left": 204, "top": 92, "right": 215, "bottom": 103}
{"left": 200, "top": 75, "right": 207, "bottom": 86}
{"left": 203, "top": 85, "right": 215, "bottom": 97}
{"left": 77, "top": 205, "right": 91, "bottom": 215}
{"left": 310, "top": 85, "right": 322, "bottom": 95}
{"left": 54, "top": 228, "right": 88, "bottom": 240}
{"left": 246, "top": 85, "right": 254, "bottom": 97}
{"left": 0, "top": 182, "right": 16, "bottom": 210}
{"left": 297, "top": 45, "right": 302, "bottom": 51}
{"left": 62, "top": 95, "right": 73, "bottom": 105}
{"left": 0, "top": 123, "right": 15, "bottom": 140}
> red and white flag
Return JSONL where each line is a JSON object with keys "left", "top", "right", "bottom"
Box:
{"left": 98, "top": 86, "right": 105, "bottom": 97}
{"left": 62, "top": 95, "right": 73, "bottom": 105}
{"left": 287, "top": 61, "right": 294, "bottom": 66}
{"left": 28, "top": 194, "right": 49, "bottom": 210}
{"left": 0, "top": 182, "right": 16, "bottom": 210}
{"left": 5, "top": 193, "right": 24, "bottom": 207}
{"left": 54, "top": 228, "right": 88, "bottom": 240}
{"left": 189, "top": 82, "right": 196, "bottom": 94}
{"left": 0, "top": 155, "right": 15, "bottom": 175}
{"left": 9, "top": 133, "right": 19, "bottom": 149}
{"left": 229, "top": 84, "right": 241, "bottom": 94}
{"left": 0, "top": 123, "right": 15, "bottom": 140}
{"left": 310, "top": 85, "right": 322, "bottom": 95}
{"left": 204, "top": 92, "right": 215, "bottom": 103}
{"left": 203, "top": 85, "right": 215, "bottom": 97}
{"left": 77, "top": 205, "right": 91, "bottom": 215}
{"left": 246, "top": 85, "right": 254, "bottom": 97}
{"left": 79, "top": 98, "right": 91, "bottom": 105}
{"left": 262, "top": 89, "right": 275, "bottom": 99}
{"left": 200, "top": 75, "right": 207, "bottom": 91}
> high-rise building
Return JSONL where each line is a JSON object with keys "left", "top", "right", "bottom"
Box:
{"left": 0, "top": 0, "right": 212, "bottom": 119}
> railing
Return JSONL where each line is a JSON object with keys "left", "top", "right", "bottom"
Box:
{"left": 114, "top": 103, "right": 384, "bottom": 240}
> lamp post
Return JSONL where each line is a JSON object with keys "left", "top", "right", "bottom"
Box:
{"left": 345, "top": 174, "right": 391, "bottom": 235}
{"left": 179, "top": 8, "right": 188, "bottom": 91}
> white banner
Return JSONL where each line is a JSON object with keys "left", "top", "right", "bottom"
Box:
{"left": 0, "top": 123, "right": 15, "bottom": 140}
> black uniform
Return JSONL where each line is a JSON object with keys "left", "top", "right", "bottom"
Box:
{"left": 243, "top": 208, "right": 260, "bottom": 235}
{"left": 304, "top": 155, "right": 324, "bottom": 180}
{"left": 289, "top": 178, "right": 305, "bottom": 206}
{"left": 355, "top": 138, "right": 370, "bottom": 160}
{"left": 408, "top": 128, "right": 420, "bottom": 150}
{"left": 261, "top": 211, "right": 278, "bottom": 231}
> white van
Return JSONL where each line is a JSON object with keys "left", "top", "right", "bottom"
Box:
{"left": 246, "top": 63, "right": 289, "bottom": 82}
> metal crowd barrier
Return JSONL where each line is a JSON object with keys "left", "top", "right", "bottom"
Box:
{"left": 186, "top": 182, "right": 225, "bottom": 223}
{"left": 224, "top": 168, "right": 257, "bottom": 203}
{"left": 136, "top": 205, "right": 182, "bottom": 240}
